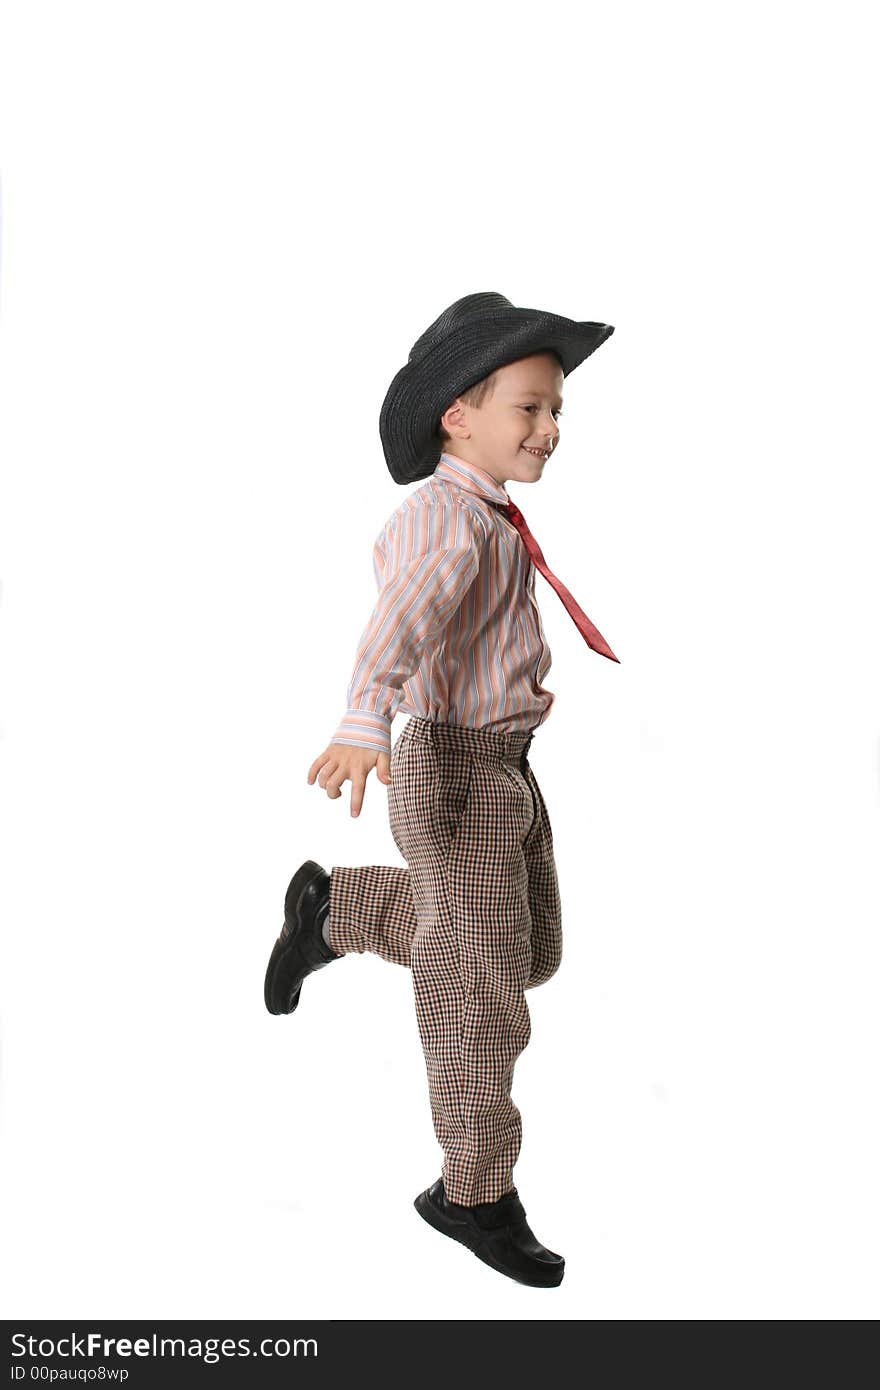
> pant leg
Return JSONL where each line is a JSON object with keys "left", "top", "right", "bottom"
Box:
{"left": 389, "top": 726, "right": 542, "bottom": 1206}
{"left": 323, "top": 729, "right": 419, "bottom": 965}
{"left": 522, "top": 763, "right": 563, "bottom": 989}
{"left": 326, "top": 864, "right": 415, "bottom": 965}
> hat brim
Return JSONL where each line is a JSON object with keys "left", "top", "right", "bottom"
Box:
{"left": 380, "top": 309, "right": 614, "bottom": 485}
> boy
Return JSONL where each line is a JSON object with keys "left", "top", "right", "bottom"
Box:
{"left": 264, "top": 292, "right": 618, "bottom": 1289}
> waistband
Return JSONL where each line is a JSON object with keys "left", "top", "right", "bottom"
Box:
{"left": 401, "top": 717, "right": 535, "bottom": 767}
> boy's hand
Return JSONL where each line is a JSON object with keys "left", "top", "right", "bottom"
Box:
{"left": 307, "top": 743, "right": 392, "bottom": 818}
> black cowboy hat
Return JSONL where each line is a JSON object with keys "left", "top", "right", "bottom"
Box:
{"left": 379, "top": 291, "right": 614, "bottom": 485}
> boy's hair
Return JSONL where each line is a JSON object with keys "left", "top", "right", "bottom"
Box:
{"left": 436, "top": 369, "right": 499, "bottom": 446}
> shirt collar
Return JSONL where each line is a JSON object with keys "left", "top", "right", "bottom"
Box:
{"left": 434, "top": 452, "right": 510, "bottom": 506}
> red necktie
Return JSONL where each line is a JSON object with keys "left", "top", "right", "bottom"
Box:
{"left": 501, "top": 499, "right": 620, "bottom": 663}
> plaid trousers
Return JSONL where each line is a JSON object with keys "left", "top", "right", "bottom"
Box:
{"left": 326, "top": 716, "right": 562, "bottom": 1205}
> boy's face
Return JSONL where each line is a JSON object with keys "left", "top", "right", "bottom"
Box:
{"left": 439, "top": 352, "right": 565, "bottom": 487}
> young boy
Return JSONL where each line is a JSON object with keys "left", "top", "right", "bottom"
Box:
{"left": 264, "top": 292, "right": 618, "bottom": 1289}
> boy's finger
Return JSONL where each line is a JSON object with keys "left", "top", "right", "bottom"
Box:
{"left": 350, "top": 776, "right": 367, "bottom": 818}
{"left": 307, "top": 752, "right": 331, "bottom": 782}
{"left": 317, "top": 761, "right": 340, "bottom": 790}
{"left": 323, "top": 769, "right": 345, "bottom": 798}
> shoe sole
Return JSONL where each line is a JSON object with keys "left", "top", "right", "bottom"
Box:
{"left": 413, "top": 1189, "right": 564, "bottom": 1288}
{"left": 263, "top": 860, "right": 326, "bottom": 1016}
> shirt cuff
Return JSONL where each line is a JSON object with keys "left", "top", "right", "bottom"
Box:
{"left": 329, "top": 710, "right": 392, "bottom": 757}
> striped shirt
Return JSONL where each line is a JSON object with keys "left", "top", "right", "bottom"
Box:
{"left": 330, "top": 452, "right": 555, "bottom": 755}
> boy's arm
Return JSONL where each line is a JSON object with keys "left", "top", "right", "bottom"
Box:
{"left": 330, "top": 501, "right": 487, "bottom": 757}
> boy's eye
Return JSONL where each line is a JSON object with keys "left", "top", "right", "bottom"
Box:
{"left": 522, "top": 405, "right": 563, "bottom": 418}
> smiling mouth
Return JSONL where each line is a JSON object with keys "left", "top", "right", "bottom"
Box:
{"left": 522, "top": 446, "right": 550, "bottom": 459}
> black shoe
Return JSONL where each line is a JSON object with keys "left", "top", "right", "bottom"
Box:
{"left": 414, "top": 1177, "right": 564, "bottom": 1288}
{"left": 263, "top": 860, "right": 340, "bottom": 1015}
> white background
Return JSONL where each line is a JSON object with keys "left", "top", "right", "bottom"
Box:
{"left": 1, "top": 0, "right": 878, "bottom": 1321}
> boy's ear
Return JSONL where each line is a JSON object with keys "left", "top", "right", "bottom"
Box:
{"left": 441, "top": 400, "right": 465, "bottom": 435}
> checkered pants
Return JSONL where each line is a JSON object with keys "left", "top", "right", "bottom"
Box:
{"left": 326, "top": 716, "right": 562, "bottom": 1205}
